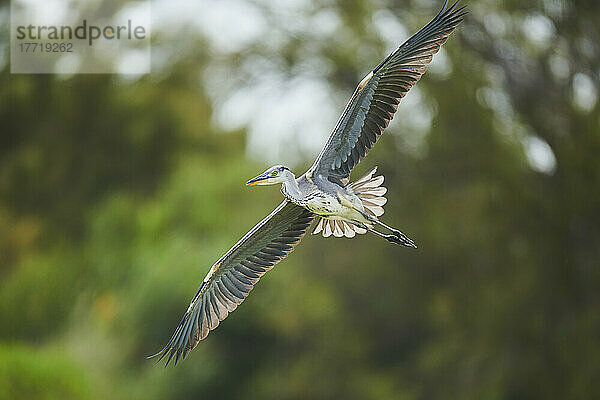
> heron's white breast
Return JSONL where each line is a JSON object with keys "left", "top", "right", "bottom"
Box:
{"left": 304, "top": 192, "right": 344, "bottom": 216}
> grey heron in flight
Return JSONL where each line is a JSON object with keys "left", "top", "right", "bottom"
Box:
{"left": 152, "top": 0, "right": 465, "bottom": 366}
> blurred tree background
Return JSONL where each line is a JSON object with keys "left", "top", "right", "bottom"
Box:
{"left": 1, "top": 0, "right": 599, "bottom": 399}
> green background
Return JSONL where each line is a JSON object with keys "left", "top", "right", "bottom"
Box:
{"left": 1, "top": 0, "right": 599, "bottom": 399}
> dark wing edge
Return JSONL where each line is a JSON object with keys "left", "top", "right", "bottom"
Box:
{"left": 308, "top": 0, "right": 466, "bottom": 181}
{"left": 149, "top": 201, "right": 314, "bottom": 366}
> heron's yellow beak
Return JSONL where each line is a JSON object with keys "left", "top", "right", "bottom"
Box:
{"left": 245, "top": 172, "right": 270, "bottom": 186}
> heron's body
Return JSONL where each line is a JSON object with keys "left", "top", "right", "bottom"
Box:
{"left": 152, "top": 0, "right": 466, "bottom": 366}
{"left": 283, "top": 173, "right": 363, "bottom": 221}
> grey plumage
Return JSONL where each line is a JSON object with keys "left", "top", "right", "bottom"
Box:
{"left": 151, "top": 0, "right": 465, "bottom": 366}
{"left": 310, "top": 0, "right": 466, "bottom": 181}
{"left": 151, "top": 201, "right": 314, "bottom": 366}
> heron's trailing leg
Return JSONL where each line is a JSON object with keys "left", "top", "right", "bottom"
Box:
{"left": 355, "top": 211, "right": 417, "bottom": 248}
{"left": 361, "top": 225, "right": 411, "bottom": 246}
{"left": 371, "top": 218, "right": 417, "bottom": 248}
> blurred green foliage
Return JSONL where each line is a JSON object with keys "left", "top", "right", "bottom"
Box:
{"left": 0, "top": 344, "right": 93, "bottom": 400}
{"left": 1, "top": 0, "right": 599, "bottom": 399}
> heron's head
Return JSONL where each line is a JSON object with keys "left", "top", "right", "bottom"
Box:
{"left": 246, "top": 165, "right": 291, "bottom": 186}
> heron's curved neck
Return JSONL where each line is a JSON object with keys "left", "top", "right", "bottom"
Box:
{"left": 280, "top": 171, "right": 301, "bottom": 203}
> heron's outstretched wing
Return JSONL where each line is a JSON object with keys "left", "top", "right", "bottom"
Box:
{"left": 150, "top": 201, "right": 314, "bottom": 366}
{"left": 308, "top": 0, "right": 466, "bottom": 181}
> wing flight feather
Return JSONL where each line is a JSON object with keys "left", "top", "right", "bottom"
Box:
{"left": 150, "top": 201, "right": 314, "bottom": 366}
{"left": 308, "top": 0, "right": 466, "bottom": 180}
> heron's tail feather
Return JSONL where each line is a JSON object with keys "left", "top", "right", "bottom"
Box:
{"left": 312, "top": 167, "right": 387, "bottom": 238}
{"left": 350, "top": 166, "right": 387, "bottom": 218}
{"left": 312, "top": 218, "right": 364, "bottom": 238}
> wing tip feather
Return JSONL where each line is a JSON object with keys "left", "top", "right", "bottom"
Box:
{"left": 151, "top": 203, "right": 314, "bottom": 367}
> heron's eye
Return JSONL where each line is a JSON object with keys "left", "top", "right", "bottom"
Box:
{"left": 271, "top": 170, "right": 278, "bottom": 177}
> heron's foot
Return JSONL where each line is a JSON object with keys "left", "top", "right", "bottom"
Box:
{"left": 389, "top": 229, "right": 417, "bottom": 248}
{"left": 365, "top": 225, "right": 417, "bottom": 248}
